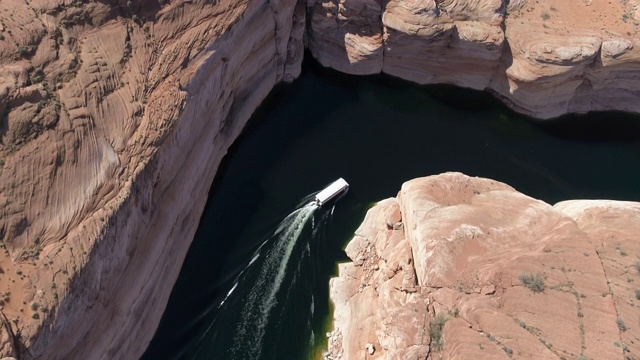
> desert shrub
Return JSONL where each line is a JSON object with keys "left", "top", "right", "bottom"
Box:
{"left": 429, "top": 313, "right": 449, "bottom": 350}
{"left": 503, "top": 346, "right": 513, "bottom": 356}
{"left": 617, "top": 319, "right": 627, "bottom": 332}
{"left": 519, "top": 321, "right": 526, "bottom": 328}
{"left": 519, "top": 273, "right": 546, "bottom": 293}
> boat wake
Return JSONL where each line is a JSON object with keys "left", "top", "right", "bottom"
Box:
{"left": 192, "top": 179, "right": 348, "bottom": 360}
{"left": 230, "top": 202, "right": 318, "bottom": 359}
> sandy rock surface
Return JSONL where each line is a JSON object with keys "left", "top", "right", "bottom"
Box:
{"left": 309, "top": 0, "right": 640, "bottom": 118}
{"left": 326, "top": 173, "right": 640, "bottom": 360}
{"left": 0, "top": 0, "right": 304, "bottom": 358}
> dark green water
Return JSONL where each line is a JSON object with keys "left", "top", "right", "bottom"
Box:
{"left": 142, "top": 57, "right": 640, "bottom": 360}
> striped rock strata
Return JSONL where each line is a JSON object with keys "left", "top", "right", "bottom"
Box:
{"left": 0, "top": 0, "right": 639, "bottom": 358}
{"left": 308, "top": 0, "right": 640, "bottom": 119}
{"left": 0, "top": 0, "right": 304, "bottom": 358}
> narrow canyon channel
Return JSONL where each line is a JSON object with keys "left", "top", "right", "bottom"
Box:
{"left": 141, "top": 57, "right": 640, "bottom": 360}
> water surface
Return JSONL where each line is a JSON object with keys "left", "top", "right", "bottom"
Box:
{"left": 142, "top": 57, "right": 640, "bottom": 360}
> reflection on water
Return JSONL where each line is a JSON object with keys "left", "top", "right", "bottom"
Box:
{"left": 142, "top": 57, "right": 640, "bottom": 360}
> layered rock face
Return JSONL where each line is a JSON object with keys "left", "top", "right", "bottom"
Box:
{"left": 1, "top": 0, "right": 639, "bottom": 358}
{"left": 309, "top": 0, "right": 640, "bottom": 118}
{"left": 0, "top": 0, "right": 304, "bottom": 358}
{"left": 327, "top": 173, "right": 640, "bottom": 360}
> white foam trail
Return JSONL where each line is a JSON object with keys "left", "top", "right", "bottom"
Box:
{"left": 231, "top": 202, "right": 318, "bottom": 359}
{"left": 248, "top": 252, "right": 260, "bottom": 266}
{"left": 214, "top": 252, "right": 260, "bottom": 312}
{"left": 310, "top": 294, "right": 314, "bottom": 316}
{"left": 219, "top": 282, "right": 239, "bottom": 307}
{"left": 312, "top": 211, "right": 326, "bottom": 237}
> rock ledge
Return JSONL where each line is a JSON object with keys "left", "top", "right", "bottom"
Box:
{"left": 327, "top": 172, "right": 640, "bottom": 360}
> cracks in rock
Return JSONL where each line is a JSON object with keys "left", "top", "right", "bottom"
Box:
{"left": 264, "top": 0, "right": 288, "bottom": 81}
{"left": 600, "top": 260, "right": 637, "bottom": 360}
{"left": 0, "top": 309, "right": 21, "bottom": 360}
{"left": 415, "top": 302, "right": 429, "bottom": 349}
{"left": 470, "top": 319, "right": 516, "bottom": 359}
{"left": 424, "top": 299, "right": 469, "bottom": 358}
{"left": 433, "top": 0, "right": 446, "bottom": 17}
{"left": 423, "top": 304, "right": 434, "bottom": 359}
{"left": 392, "top": 285, "right": 418, "bottom": 294}
{"left": 0, "top": 308, "right": 36, "bottom": 360}
{"left": 120, "top": 23, "right": 133, "bottom": 66}
{"left": 498, "top": 0, "right": 510, "bottom": 30}
{"left": 264, "top": 0, "right": 279, "bottom": 47}
{"left": 571, "top": 290, "right": 587, "bottom": 357}
{"left": 508, "top": 312, "right": 579, "bottom": 359}
{"left": 378, "top": 0, "right": 387, "bottom": 70}
{"left": 592, "top": 244, "right": 626, "bottom": 354}
{"left": 546, "top": 264, "right": 587, "bottom": 359}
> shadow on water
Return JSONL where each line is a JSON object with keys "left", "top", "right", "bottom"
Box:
{"left": 142, "top": 54, "right": 640, "bottom": 360}
{"left": 535, "top": 111, "right": 640, "bottom": 142}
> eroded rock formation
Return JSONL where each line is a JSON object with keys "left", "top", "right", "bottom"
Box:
{"left": 0, "top": 0, "right": 304, "bottom": 358}
{"left": 0, "top": 0, "right": 639, "bottom": 358}
{"left": 326, "top": 172, "right": 640, "bottom": 360}
{"left": 309, "top": 0, "right": 640, "bottom": 118}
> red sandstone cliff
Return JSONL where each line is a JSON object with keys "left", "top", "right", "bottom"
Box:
{"left": 0, "top": 0, "right": 639, "bottom": 358}
{"left": 326, "top": 173, "right": 640, "bottom": 360}
{"left": 0, "top": 0, "right": 304, "bottom": 358}
{"left": 309, "top": 0, "right": 640, "bottom": 118}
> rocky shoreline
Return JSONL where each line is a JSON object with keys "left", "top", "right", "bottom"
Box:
{"left": 0, "top": 0, "right": 639, "bottom": 358}
{"left": 309, "top": 0, "right": 640, "bottom": 119}
{"left": 325, "top": 173, "right": 640, "bottom": 359}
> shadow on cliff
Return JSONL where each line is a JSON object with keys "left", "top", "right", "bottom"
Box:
{"left": 141, "top": 71, "right": 339, "bottom": 359}
{"left": 144, "top": 45, "right": 640, "bottom": 359}
{"left": 493, "top": 40, "right": 640, "bottom": 143}
{"left": 91, "top": 0, "right": 164, "bottom": 22}
{"left": 141, "top": 168, "right": 270, "bottom": 360}
{"left": 0, "top": 310, "right": 36, "bottom": 360}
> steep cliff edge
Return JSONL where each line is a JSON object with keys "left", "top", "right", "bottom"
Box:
{"left": 0, "top": 0, "right": 305, "bottom": 358}
{"left": 309, "top": 0, "right": 640, "bottom": 119}
{"left": 326, "top": 173, "right": 640, "bottom": 360}
{"left": 1, "top": 0, "right": 639, "bottom": 358}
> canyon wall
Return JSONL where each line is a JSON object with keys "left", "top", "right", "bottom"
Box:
{"left": 326, "top": 173, "right": 640, "bottom": 360}
{"left": 0, "top": 0, "right": 305, "bottom": 358}
{"left": 0, "top": 0, "right": 639, "bottom": 358}
{"left": 309, "top": 0, "right": 640, "bottom": 119}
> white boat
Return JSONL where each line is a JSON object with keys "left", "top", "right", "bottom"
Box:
{"left": 315, "top": 178, "right": 349, "bottom": 206}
